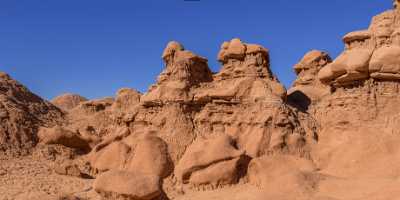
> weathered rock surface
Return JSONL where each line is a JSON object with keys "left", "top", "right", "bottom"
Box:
{"left": 0, "top": 72, "right": 64, "bottom": 153}
{"left": 79, "top": 39, "right": 315, "bottom": 198}
{"left": 38, "top": 126, "right": 92, "bottom": 151}
{"left": 248, "top": 155, "right": 320, "bottom": 199}
{"left": 54, "top": 161, "right": 82, "bottom": 177}
{"left": 112, "top": 88, "right": 141, "bottom": 112}
{"left": 288, "top": 50, "right": 331, "bottom": 111}
{"left": 318, "top": 2, "right": 400, "bottom": 85}
{"left": 174, "top": 135, "right": 244, "bottom": 184}
{"left": 188, "top": 157, "right": 242, "bottom": 187}
{"left": 142, "top": 41, "right": 213, "bottom": 104}
{"left": 5, "top": 3, "right": 400, "bottom": 200}
{"left": 126, "top": 135, "right": 172, "bottom": 178}
{"left": 51, "top": 93, "right": 88, "bottom": 111}
{"left": 93, "top": 170, "right": 162, "bottom": 200}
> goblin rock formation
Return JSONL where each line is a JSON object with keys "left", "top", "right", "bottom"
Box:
{"left": 3, "top": 2, "right": 400, "bottom": 200}
{"left": 308, "top": 1, "right": 400, "bottom": 195}
{"left": 288, "top": 50, "right": 332, "bottom": 110}
{"left": 318, "top": 2, "right": 400, "bottom": 85}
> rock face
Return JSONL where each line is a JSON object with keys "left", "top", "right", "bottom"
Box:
{"left": 51, "top": 93, "right": 88, "bottom": 111}
{"left": 307, "top": 4, "right": 400, "bottom": 198}
{"left": 0, "top": 72, "right": 63, "bottom": 153}
{"left": 248, "top": 155, "right": 319, "bottom": 197}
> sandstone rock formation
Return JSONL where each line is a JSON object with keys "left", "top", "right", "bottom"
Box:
{"left": 318, "top": 2, "right": 400, "bottom": 85}
{"left": 112, "top": 88, "right": 141, "bottom": 113}
{"left": 93, "top": 170, "right": 162, "bottom": 200}
{"left": 174, "top": 135, "right": 244, "bottom": 185}
{"left": 288, "top": 50, "right": 331, "bottom": 111}
{"left": 4, "top": 2, "right": 400, "bottom": 200}
{"left": 0, "top": 72, "right": 63, "bottom": 154}
{"left": 51, "top": 93, "right": 88, "bottom": 111}
{"left": 306, "top": 3, "right": 400, "bottom": 200}
{"left": 38, "top": 126, "right": 95, "bottom": 151}
{"left": 84, "top": 39, "right": 315, "bottom": 198}
{"left": 142, "top": 41, "right": 213, "bottom": 104}
{"left": 248, "top": 155, "right": 319, "bottom": 198}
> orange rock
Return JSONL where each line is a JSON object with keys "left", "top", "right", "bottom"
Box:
{"left": 51, "top": 93, "right": 87, "bottom": 111}
{"left": 93, "top": 170, "right": 161, "bottom": 200}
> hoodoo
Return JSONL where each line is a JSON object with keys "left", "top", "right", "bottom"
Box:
{"left": 2, "top": 1, "right": 400, "bottom": 200}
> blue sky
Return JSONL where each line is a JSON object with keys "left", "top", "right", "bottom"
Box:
{"left": 0, "top": 0, "right": 393, "bottom": 100}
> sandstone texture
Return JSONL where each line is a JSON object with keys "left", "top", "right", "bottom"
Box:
{"left": 288, "top": 50, "right": 331, "bottom": 111}
{"left": 2, "top": 2, "right": 400, "bottom": 200}
{"left": 51, "top": 93, "right": 88, "bottom": 111}
{"left": 93, "top": 170, "right": 162, "bottom": 200}
{"left": 0, "top": 72, "right": 63, "bottom": 154}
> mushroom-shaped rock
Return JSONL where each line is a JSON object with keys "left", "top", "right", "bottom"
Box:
{"left": 175, "top": 135, "right": 244, "bottom": 184}
{"left": 162, "top": 41, "right": 185, "bottom": 63}
{"left": 293, "top": 50, "right": 331, "bottom": 76}
{"left": 318, "top": 49, "right": 373, "bottom": 86}
{"left": 288, "top": 50, "right": 331, "bottom": 110}
{"left": 51, "top": 93, "right": 88, "bottom": 111}
{"left": 216, "top": 38, "right": 271, "bottom": 80}
{"left": 318, "top": 5, "right": 400, "bottom": 86}
{"left": 142, "top": 41, "right": 213, "bottom": 104}
{"left": 218, "top": 38, "right": 247, "bottom": 62}
{"left": 342, "top": 30, "right": 371, "bottom": 45}
{"left": 93, "top": 170, "right": 162, "bottom": 200}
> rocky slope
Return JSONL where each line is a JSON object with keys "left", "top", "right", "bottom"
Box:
{"left": 0, "top": 72, "right": 64, "bottom": 155}
{"left": 2, "top": 2, "right": 400, "bottom": 200}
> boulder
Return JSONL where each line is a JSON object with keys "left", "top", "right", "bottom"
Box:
{"left": 188, "top": 157, "right": 242, "bottom": 187}
{"left": 38, "top": 126, "right": 91, "bottom": 151}
{"left": 175, "top": 135, "right": 244, "bottom": 183}
{"left": 93, "top": 170, "right": 162, "bottom": 200}
{"left": 126, "top": 135, "right": 172, "bottom": 178}
{"left": 89, "top": 141, "right": 131, "bottom": 172}
{"left": 54, "top": 162, "right": 82, "bottom": 177}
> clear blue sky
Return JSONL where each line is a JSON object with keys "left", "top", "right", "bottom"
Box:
{"left": 0, "top": 0, "right": 393, "bottom": 100}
